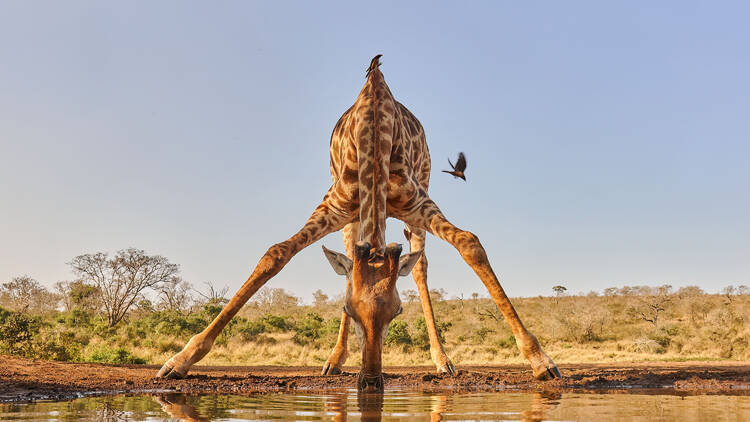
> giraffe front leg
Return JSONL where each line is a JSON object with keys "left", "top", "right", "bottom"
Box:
{"left": 399, "top": 199, "right": 561, "bottom": 380}
{"left": 157, "top": 197, "right": 353, "bottom": 379}
{"left": 322, "top": 221, "right": 358, "bottom": 375}
{"left": 406, "top": 225, "right": 456, "bottom": 375}
{"left": 322, "top": 311, "right": 351, "bottom": 375}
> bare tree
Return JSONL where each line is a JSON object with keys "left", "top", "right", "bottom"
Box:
{"left": 677, "top": 285, "right": 704, "bottom": 299}
{"left": 722, "top": 285, "right": 738, "bottom": 304}
{"left": 251, "top": 287, "right": 298, "bottom": 314}
{"left": 69, "top": 248, "right": 180, "bottom": 326}
{"left": 1, "top": 275, "right": 59, "bottom": 313}
{"left": 312, "top": 289, "right": 329, "bottom": 307}
{"left": 429, "top": 288, "right": 447, "bottom": 302}
{"left": 476, "top": 305, "right": 501, "bottom": 322}
{"left": 402, "top": 289, "right": 419, "bottom": 304}
{"left": 603, "top": 287, "right": 618, "bottom": 297}
{"left": 618, "top": 286, "right": 634, "bottom": 296}
{"left": 627, "top": 285, "right": 672, "bottom": 328}
{"left": 194, "top": 281, "right": 229, "bottom": 307}
{"left": 157, "top": 277, "right": 193, "bottom": 313}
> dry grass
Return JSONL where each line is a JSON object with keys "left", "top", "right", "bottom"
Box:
{"left": 3, "top": 285, "right": 748, "bottom": 367}
{"left": 159, "top": 288, "right": 750, "bottom": 367}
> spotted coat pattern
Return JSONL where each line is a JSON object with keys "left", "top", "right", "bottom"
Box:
{"left": 327, "top": 63, "right": 431, "bottom": 250}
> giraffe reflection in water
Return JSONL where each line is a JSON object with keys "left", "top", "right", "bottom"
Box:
{"left": 153, "top": 391, "right": 560, "bottom": 421}
{"left": 154, "top": 394, "right": 208, "bottom": 422}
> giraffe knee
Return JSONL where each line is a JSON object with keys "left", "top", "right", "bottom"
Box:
{"left": 455, "top": 231, "right": 487, "bottom": 264}
{"left": 256, "top": 242, "right": 294, "bottom": 275}
{"left": 455, "top": 231, "right": 479, "bottom": 247}
{"left": 413, "top": 255, "right": 428, "bottom": 278}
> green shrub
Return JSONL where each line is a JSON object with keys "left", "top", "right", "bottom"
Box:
{"left": 201, "top": 303, "right": 224, "bottom": 321}
{"left": 92, "top": 320, "right": 118, "bottom": 338}
{"left": 237, "top": 319, "right": 267, "bottom": 341}
{"left": 61, "top": 309, "right": 94, "bottom": 328}
{"left": 292, "top": 313, "right": 324, "bottom": 345}
{"left": 87, "top": 346, "right": 146, "bottom": 364}
{"left": 139, "top": 310, "right": 207, "bottom": 337}
{"left": 318, "top": 317, "right": 342, "bottom": 347}
{"left": 412, "top": 317, "right": 451, "bottom": 350}
{"left": 261, "top": 314, "right": 293, "bottom": 332}
{"left": 34, "top": 332, "right": 80, "bottom": 361}
{"left": 474, "top": 326, "right": 495, "bottom": 342}
{"left": 322, "top": 316, "right": 341, "bottom": 335}
{"left": 385, "top": 320, "right": 412, "bottom": 346}
{"left": 0, "top": 308, "right": 40, "bottom": 357}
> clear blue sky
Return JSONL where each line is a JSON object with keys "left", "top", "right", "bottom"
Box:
{"left": 1, "top": 2, "right": 748, "bottom": 302}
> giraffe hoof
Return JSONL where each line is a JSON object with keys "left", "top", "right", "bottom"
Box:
{"left": 438, "top": 361, "right": 457, "bottom": 376}
{"left": 156, "top": 364, "right": 186, "bottom": 379}
{"left": 321, "top": 363, "right": 342, "bottom": 375}
{"left": 533, "top": 365, "right": 562, "bottom": 381}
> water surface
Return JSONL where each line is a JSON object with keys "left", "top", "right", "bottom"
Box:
{"left": 1, "top": 390, "right": 749, "bottom": 421}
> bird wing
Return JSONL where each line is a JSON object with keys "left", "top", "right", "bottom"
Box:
{"left": 455, "top": 152, "right": 467, "bottom": 172}
{"left": 447, "top": 157, "right": 455, "bottom": 170}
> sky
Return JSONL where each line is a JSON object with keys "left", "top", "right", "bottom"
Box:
{"left": 1, "top": 1, "right": 748, "bottom": 303}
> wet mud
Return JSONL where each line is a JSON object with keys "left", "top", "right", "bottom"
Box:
{"left": 1, "top": 355, "right": 748, "bottom": 403}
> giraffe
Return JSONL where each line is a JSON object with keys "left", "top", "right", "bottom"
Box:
{"left": 157, "top": 55, "right": 561, "bottom": 385}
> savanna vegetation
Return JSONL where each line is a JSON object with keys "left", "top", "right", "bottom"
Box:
{"left": 1, "top": 248, "right": 748, "bottom": 367}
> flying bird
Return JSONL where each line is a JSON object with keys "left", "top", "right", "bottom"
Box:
{"left": 442, "top": 152, "right": 467, "bottom": 181}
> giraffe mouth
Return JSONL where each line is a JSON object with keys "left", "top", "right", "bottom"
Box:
{"left": 357, "top": 373, "right": 384, "bottom": 392}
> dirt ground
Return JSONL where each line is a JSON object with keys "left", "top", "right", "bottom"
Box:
{"left": 1, "top": 355, "right": 749, "bottom": 402}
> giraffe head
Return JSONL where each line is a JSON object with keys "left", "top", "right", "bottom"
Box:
{"left": 322, "top": 241, "right": 422, "bottom": 392}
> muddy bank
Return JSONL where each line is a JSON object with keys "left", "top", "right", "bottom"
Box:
{"left": 1, "top": 355, "right": 749, "bottom": 403}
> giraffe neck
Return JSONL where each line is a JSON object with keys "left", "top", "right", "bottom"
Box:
{"left": 356, "top": 68, "right": 394, "bottom": 251}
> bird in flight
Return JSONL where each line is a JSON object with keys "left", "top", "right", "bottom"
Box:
{"left": 442, "top": 152, "right": 467, "bottom": 181}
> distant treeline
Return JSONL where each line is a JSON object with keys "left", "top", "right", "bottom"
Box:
{"left": 1, "top": 248, "right": 748, "bottom": 366}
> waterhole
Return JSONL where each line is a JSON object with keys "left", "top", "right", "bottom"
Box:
{"left": 1, "top": 390, "right": 749, "bottom": 421}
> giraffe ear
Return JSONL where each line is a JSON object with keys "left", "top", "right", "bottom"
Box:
{"left": 398, "top": 250, "right": 423, "bottom": 277}
{"left": 322, "top": 245, "right": 353, "bottom": 276}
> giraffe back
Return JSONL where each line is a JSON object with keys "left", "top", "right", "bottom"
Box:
{"left": 328, "top": 57, "right": 431, "bottom": 251}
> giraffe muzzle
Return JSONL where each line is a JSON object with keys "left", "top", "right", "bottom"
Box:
{"left": 357, "top": 372, "right": 384, "bottom": 392}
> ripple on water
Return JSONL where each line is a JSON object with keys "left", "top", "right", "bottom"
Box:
{"left": 1, "top": 390, "right": 749, "bottom": 421}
